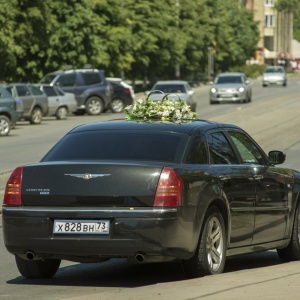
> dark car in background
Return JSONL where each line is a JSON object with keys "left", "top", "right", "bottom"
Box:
{"left": 40, "top": 69, "right": 113, "bottom": 115}
{"left": 106, "top": 78, "right": 135, "bottom": 113}
{"left": 6, "top": 83, "right": 48, "bottom": 124}
{"left": 0, "top": 85, "right": 19, "bottom": 136}
{"left": 3, "top": 119, "right": 300, "bottom": 279}
{"left": 210, "top": 72, "right": 252, "bottom": 104}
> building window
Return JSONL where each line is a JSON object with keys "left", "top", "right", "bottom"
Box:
{"left": 265, "top": 0, "right": 275, "bottom": 7}
{"left": 265, "top": 14, "right": 274, "bottom": 27}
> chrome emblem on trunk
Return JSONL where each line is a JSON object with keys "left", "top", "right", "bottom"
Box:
{"left": 64, "top": 173, "right": 111, "bottom": 180}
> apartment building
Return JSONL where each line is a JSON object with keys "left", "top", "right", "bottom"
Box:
{"left": 242, "top": 0, "right": 293, "bottom": 66}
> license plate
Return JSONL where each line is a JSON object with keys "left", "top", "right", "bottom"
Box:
{"left": 53, "top": 220, "right": 110, "bottom": 234}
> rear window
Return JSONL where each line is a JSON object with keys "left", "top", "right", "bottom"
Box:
{"left": 42, "top": 131, "right": 189, "bottom": 163}
{"left": 153, "top": 84, "right": 186, "bottom": 93}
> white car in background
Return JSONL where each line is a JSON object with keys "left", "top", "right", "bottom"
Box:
{"left": 35, "top": 84, "right": 77, "bottom": 119}
{"left": 262, "top": 66, "right": 287, "bottom": 87}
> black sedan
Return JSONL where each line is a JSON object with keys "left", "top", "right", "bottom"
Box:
{"left": 2, "top": 119, "right": 300, "bottom": 279}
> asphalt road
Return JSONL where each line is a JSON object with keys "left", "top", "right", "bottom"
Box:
{"left": 1, "top": 76, "right": 300, "bottom": 299}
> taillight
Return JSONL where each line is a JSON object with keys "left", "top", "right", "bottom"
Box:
{"left": 154, "top": 168, "right": 183, "bottom": 207}
{"left": 123, "top": 88, "right": 131, "bottom": 95}
{"left": 3, "top": 167, "right": 23, "bottom": 206}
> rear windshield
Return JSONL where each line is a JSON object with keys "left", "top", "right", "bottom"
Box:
{"left": 265, "top": 67, "right": 284, "bottom": 73}
{"left": 153, "top": 84, "right": 186, "bottom": 93}
{"left": 42, "top": 130, "right": 189, "bottom": 163}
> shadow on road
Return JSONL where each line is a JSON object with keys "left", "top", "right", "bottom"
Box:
{"left": 6, "top": 251, "right": 284, "bottom": 288}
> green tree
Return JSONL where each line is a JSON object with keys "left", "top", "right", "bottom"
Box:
{"left": 0, "top": 0, "right": 20, "bottom": 81}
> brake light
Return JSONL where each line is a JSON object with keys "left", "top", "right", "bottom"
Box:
{"left": 3, "top": 167, "right": 23, "bottom": 206}
{"left": 123, "top": 88, "right": 131, "bottom": 95}
{"left": 154, "top": 168, "right": 183, "bottom": 207}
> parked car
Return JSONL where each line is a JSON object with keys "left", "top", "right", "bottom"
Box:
{"left": 34, "top": 84, "right": 77, "bottom": 119}
{"left": 146, "top": 80, "right": 197, "bottom": 112}
{"left": 6, "top": 83, "right": 48, "bottom": 124}
{"left": 210, "top": 72, "right": 252, "bottom": 104}
{"left": 0, "top": 85, "right": 19, "bottom": 136}
{"left": 262, "top": 66, "right": 287, "bottom": 87}
{"left": 3, "top": 118, "right": 300, "bottom": 279}
{"left": 106, "top": 78, "right": 135, "bottom": 113}
{"left": 39, "top": 69, "right": 113, "bottom": 115}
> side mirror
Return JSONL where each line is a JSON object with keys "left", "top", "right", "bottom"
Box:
{"left": 268, "top": 150, "right": 286, "bottom": 165}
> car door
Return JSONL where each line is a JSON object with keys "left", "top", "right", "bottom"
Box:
{"left": 42, "top": 86, "right": 60, "bottom": 115}
{"left": 226, "top": 129, "right": 291, "bottom": 244}
{"left": 15, "top": 85, "right": 34, "bottom": 116}
{"left": 207, "top": 130, "right": 256, "bottom": 247}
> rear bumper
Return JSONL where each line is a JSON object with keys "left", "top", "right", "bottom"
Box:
{"left": 2, "top": 206, "right": 197, "bottom": 262}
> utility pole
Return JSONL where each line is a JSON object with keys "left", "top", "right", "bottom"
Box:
{"left": 175, "top": 0, "right": 180, "bottom": 80}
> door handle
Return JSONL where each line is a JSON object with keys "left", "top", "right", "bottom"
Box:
{"left": 219, "top": 175, "right": 231, "bottom": 181}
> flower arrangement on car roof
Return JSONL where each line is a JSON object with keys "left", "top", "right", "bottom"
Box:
{"left": 125, "top": 90, "right": 197, "bottom": 122}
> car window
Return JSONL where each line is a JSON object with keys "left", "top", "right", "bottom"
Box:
{"left": 0, "top": 86, "right": 12, "bottom": 98}
{"left": 227, "top": 131, "right": 264, "bottom": 165}
{"left": 56, "top": 74, "right": 77, "bottom": 87}
{"left": 82, "top": 73, "right": 102, "bottom": 85}
{"left": 42, "top": 86, "right": 58, "bottom": 97}
{"left": 186, "top": 134, "right": 208, "bottom": 164}
{"left": 29, "top": 85, "right": 44, "bottom": 96}
{"left": 16, "top": 85, "right": 30, "bottom": 97}
{"left": 207, "top": 132, "right": 238, "bottom": 164}
{"left": 215, "top": 76, "right": 242, "bottom": 84}
{"left": 42, "top": 131, "right": 189, "bottom": 163}
{"left": 153, "top": 84, "right": 186, "bottom": 93}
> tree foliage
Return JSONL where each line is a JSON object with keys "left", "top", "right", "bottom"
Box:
{"left": 0, "top": 0, "right": 260, "bottom": 83}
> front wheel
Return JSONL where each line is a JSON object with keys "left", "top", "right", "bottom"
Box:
{"left": 110, "top": 98, "right": 124, "bottom": 113}
{"left": 277, "top": 203, "right": 300, "bottom": 261}
{"left": 30, "top": 107, "right": 42, "bottom": 124}
{"left": 182, "top": 206, "right": 226, "bottom": 278}
{"left": 15, "top": 256, "right": 61, "bottom": 278}
{"left": 56, "top": 106, "right": 68, "bottom": 120}
{"left": 0, "top": 115, "right": 11, "bottom": 136}
{"left": 85, "top": 97, "right": 104, "bottom": 115}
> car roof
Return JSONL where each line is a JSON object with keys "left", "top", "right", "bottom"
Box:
{"left": 69, "top": 119, "right": 239, "bottom": 136}
{"left": 217, "top": 72, "right": 245, "bottom": 77}
{"left": 154, "top": 80, "right": 189, "bottom": 85}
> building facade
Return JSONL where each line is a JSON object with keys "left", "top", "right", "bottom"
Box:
{"left": 242, "top": 0, "right": 293, "bottom": 66}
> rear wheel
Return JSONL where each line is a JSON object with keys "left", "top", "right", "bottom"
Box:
{"left": 277, "top": 203, "right": 300, "bottom": 261}
{"left": 182, "top": 206, "right": 226, "bottom": 278}
{"left": 0, "top": 115, "right": 11, "bottom": 136}
{"left": 56, "top": 106, "right": 68, "bottom": 120}
{"left": 30, "top": 107, "right": 42, "bottom": 124}
{"left": 15, "top": 256, "right": 61, "bottom": 278}
{"left": 85, "top": 96, "right": 103, "bottom": 115}
{"left": 110, "top": 98, "right": 124, "bottom": 113}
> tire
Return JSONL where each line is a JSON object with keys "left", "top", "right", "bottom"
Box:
{"left": 85, "top": 96, "right": 104, "bottom": 115}
{"left": 0, "top": 115, "right": 11, "bottom": 136}
{"left": 182, "top": 206, "right": 226, "bottom": 278}
{"left": 277, "top": 203, "right": 300, "bottom": 261}
{"left": 30, "top": 107, "right": 43, "bottom": 124}
{"left": 110, "top": 98, "right": 124, "bottom": 113}
{"left": 15, "top": 256, "right": 61, "bottom": 278}
{"left": 56, "top": 106, "right": 68, "bottom": 120}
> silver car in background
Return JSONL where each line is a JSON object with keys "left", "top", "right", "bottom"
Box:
{"left": 210, "top": 72, "right": 252, "bottom": 104}
{"left": 146, "top": 80, "right": 197, "bottom": 112}
{"left": 262, "top": 66, "right": 287, "bottom": 87}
